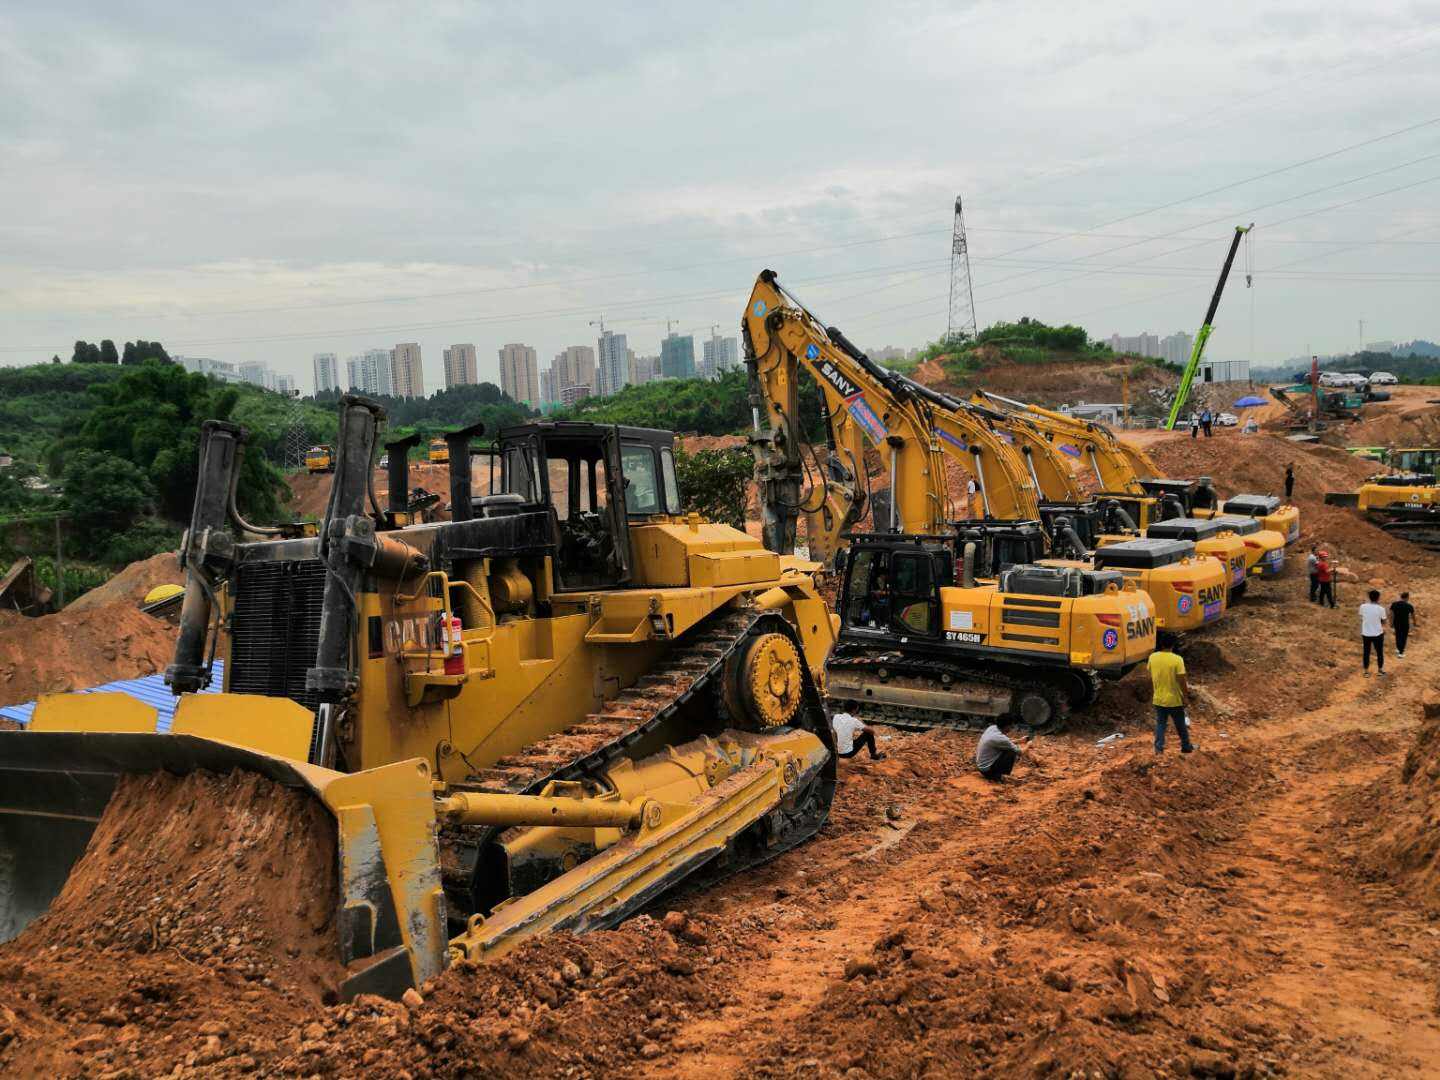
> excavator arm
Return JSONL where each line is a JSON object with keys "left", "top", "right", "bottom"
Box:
{"left": 890, "top": 374, "right": 1045, "bottom": 520}
{"left": 974, "top": 390, "right": 1146, "bottom": 495}
{"left": 744, "top": 270, "right": 950, "bottom": 557}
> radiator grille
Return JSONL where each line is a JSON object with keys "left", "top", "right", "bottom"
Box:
{"left": 228, "top": 559, "right": 328, "bottom": 716}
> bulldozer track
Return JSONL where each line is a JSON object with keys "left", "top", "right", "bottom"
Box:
{"left": 825, "top": 652, "right": 1076, "bottom": 735}
{"left": 439, "top": 605, "right": 834, "bottom": 922}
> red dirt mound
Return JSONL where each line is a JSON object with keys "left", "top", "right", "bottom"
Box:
{"left": 65, "top": 552, "right": 182, "bottom": 613}
{"left": 1339, "top": 692, "right": 1440, "bottom": 915}
{"left": 1144, "top": 432, "right": 1436, "bottom": 580}
{"left": 0, "top": 602, "right": 177, "bottom": 708}
{"left": 0, "top": 770, "right": 343, "bottom": 1076}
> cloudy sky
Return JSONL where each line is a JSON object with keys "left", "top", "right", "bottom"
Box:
{"left": 3, "top": 1, "right": 1439, "bottom": 391}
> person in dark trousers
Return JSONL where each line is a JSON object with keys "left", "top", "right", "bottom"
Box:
{"left": 1316, "top": 550, "right": 1337, "bottom": 608}
{"left": 1285, "top": 463, "right": 1295, "bottom": 501}
{"left": 1149, "top": 631, "right": 1194, "bottom": 754}
{"left": 1189, "top": 413, "right": 1200, "bottom": 439}
{"left": 1306, "top": 545, "right": 1320, "bottom": 602}
{"left": 1360, "top": 589, "right": 1387, "bottom": 676}
{"left": 1201, "top": 409, "right": 1214, "bottom": 437}
{"left": 975, "top": 719, "right": 1027, "bottom": 781}
{"left": 830, "top": 712, "right": 885, "bottom": 760}
{"left": 1391, "top": 592, "right": 1417, "bottom": 658}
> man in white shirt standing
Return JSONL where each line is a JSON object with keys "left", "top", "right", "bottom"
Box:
{"left": 830, "top": 711, "right": 885, "bottom": 760}
{"left": 1360, "top": 589, "right": 1387, "bottom": 677}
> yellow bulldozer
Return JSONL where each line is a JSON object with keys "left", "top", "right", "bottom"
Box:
{"left": 0, "top": 398, "right": 838, "bottom": 999}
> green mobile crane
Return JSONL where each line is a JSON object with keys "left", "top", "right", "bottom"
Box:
{"left": 1164, "top": 224, "right": 1254, "bottom": 431}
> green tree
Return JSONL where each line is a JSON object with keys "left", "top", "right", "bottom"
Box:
{"left": 56, "top": 361, "right": 287, "bottom": 523}
{"left": 673, "top": 445, "right": 753, "bottom": 527}
{"left": 99, "top": 339, "right": 119, "bottom": 365}
{"left": 61, "top": 450, "right": 154, "bottom": 553}
{"left": 71, "top": 340, "right": 101, "bottom": 364}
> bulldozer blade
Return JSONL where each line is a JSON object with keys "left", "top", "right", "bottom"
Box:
{"left": 0, "top": 730, "right": 448, "bottom": 1001}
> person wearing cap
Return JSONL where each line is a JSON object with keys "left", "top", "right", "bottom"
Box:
{"left": 1306, "top": 545, "right": 1320, "bottom": 603}
{"left": 1316, "top": 549, "right": 1336, "bottom": 609}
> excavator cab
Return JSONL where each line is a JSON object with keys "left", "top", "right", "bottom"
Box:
{"left": 840, "top": 536, "right": 953, "bottom": 639}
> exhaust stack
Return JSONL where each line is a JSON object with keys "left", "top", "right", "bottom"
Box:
{"left": 443, "top": 422, "right": 486, "bottom": 522}
{"left": 166, "top": 420, "right": 246, "bottom": 695}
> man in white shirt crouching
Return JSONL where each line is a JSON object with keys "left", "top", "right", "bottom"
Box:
{"left": 830, "top": 711, "right": 885, "bottom": 761}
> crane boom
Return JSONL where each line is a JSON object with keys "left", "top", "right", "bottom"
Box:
{"left": 1164, "top": 224, "right": 1253, "bottom": 431}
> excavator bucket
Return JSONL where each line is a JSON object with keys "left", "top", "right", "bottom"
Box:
{"left": 0, "top": 693, "right": 449, "bottom": 1001}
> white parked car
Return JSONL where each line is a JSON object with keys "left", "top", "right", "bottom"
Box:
{"left": 1319, "top": 371, "right": 1367, "bottom": 387}
{"left": 1368, "top": 371, "right": 1398, "bottom": 385}
{"left": 1214, "top": 412, "right": 1239, "bottom": 426}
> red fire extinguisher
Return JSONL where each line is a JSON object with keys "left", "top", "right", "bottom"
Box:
{"left": 443, "top": 613, "right": 465, "bottom": 675}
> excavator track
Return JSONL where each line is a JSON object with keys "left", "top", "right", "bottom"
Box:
{"left": 825, "top": 651, "right": 1080, "bottom": 735}
{"left": 439, "top": 606, "right": 834, "bottom": 924}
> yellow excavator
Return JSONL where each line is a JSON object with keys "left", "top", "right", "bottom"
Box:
{"left": 1326, "top": 471, "right": 1440, "bottom": 550}
{"left": 1, "top": 399, "right": 839, "bottom": 999}
{"left": 893, "top": 374, "right": 1232, "bottom": 633}
{"left": 973, "top": 390, "right": 1283, "bottom": 591}
{"left": 975, "top": 390, "right": 1300, "bottom": 546}
{"left": 744, "top": 270, "right": 1154, "bottom": 731}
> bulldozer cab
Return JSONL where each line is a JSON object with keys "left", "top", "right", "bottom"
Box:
{"left": 497, "top": 421, "right": 682, "bottom": 592}
{"left": 840, "top": 536, "right": 954, "bottom": 640}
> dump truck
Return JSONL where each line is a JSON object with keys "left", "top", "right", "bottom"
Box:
{"left": 304, "top": 444, "right": 335, "bottom": 473}
{"left": 0, "top": 398, "right": 839, "bottom": 999}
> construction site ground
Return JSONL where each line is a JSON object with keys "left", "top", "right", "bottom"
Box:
{"left": 4, "top": 416, "right": 1440, "bottom": 1077}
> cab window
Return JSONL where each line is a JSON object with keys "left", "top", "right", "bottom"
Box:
{"left": 660, "top": 448, "right": 681, "bottom": 515}
{"left": 622, "top": 444, "right": 662, "bottom": 515}
{"left": 891, "top": 552, "right": 938, "bottom": 636}
{"left": 843, "top": 549, "right": 891, "bottom": 631}
{"left": 502, "top": 445, "right": 539, "bottom": 502}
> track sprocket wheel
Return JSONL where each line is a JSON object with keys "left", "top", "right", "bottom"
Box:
{"left": 728, "top": 632, "right": 804, "bottom": 729}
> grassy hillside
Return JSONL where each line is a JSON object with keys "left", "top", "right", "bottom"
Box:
{"left": 918, "top": 318, "right": 1172, "bottom": 383}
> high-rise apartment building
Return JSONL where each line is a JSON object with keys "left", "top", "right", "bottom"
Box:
{"left": 553, "top": 345, "right": 596, "bottom": 398}
{"left": 390, "top": 343, "right": 424, "bottom": 399}
{"left": 1105, "top": 332, "right": 1161, "bottom": 358}
{"left": 313, "top": 352, "right": 339, "bottom": 394}
{"left": 273, "top": 374, "right": 295, "bottom": 398}
{"left": 238, "top": 361, "right": 269, "bottom": 388}
{"left": 443, "top": 343, "right": 478, "bottom": 389}
{"left": 347, "top": 349, "right": 394, "bottom": 396}
{"left": 498, "top": 343, "right": 540, "bottom": 406}
{"left": 660, "top": 333, "right": 695, "bottom": 380}
{"left": 1160, "top": 331, "right": 1193, "bottom": 366}
{"left": 177, "top": 356, "right": 239, "bottom": 382}
{"left": 629, "top": 353, "right": 660, "bottom": 386}
{"left": 596, "top": 330, "right": 629, "bottom": 397}
{"left": 540, "top": 368, "right": 555, "bottom": 407}
{"left": 701, "top": 334, "right": 739, "bottom": 379}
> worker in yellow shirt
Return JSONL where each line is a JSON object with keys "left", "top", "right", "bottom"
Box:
{"left": 1148, "top": 630, "right": 1194, "bottom": 755}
